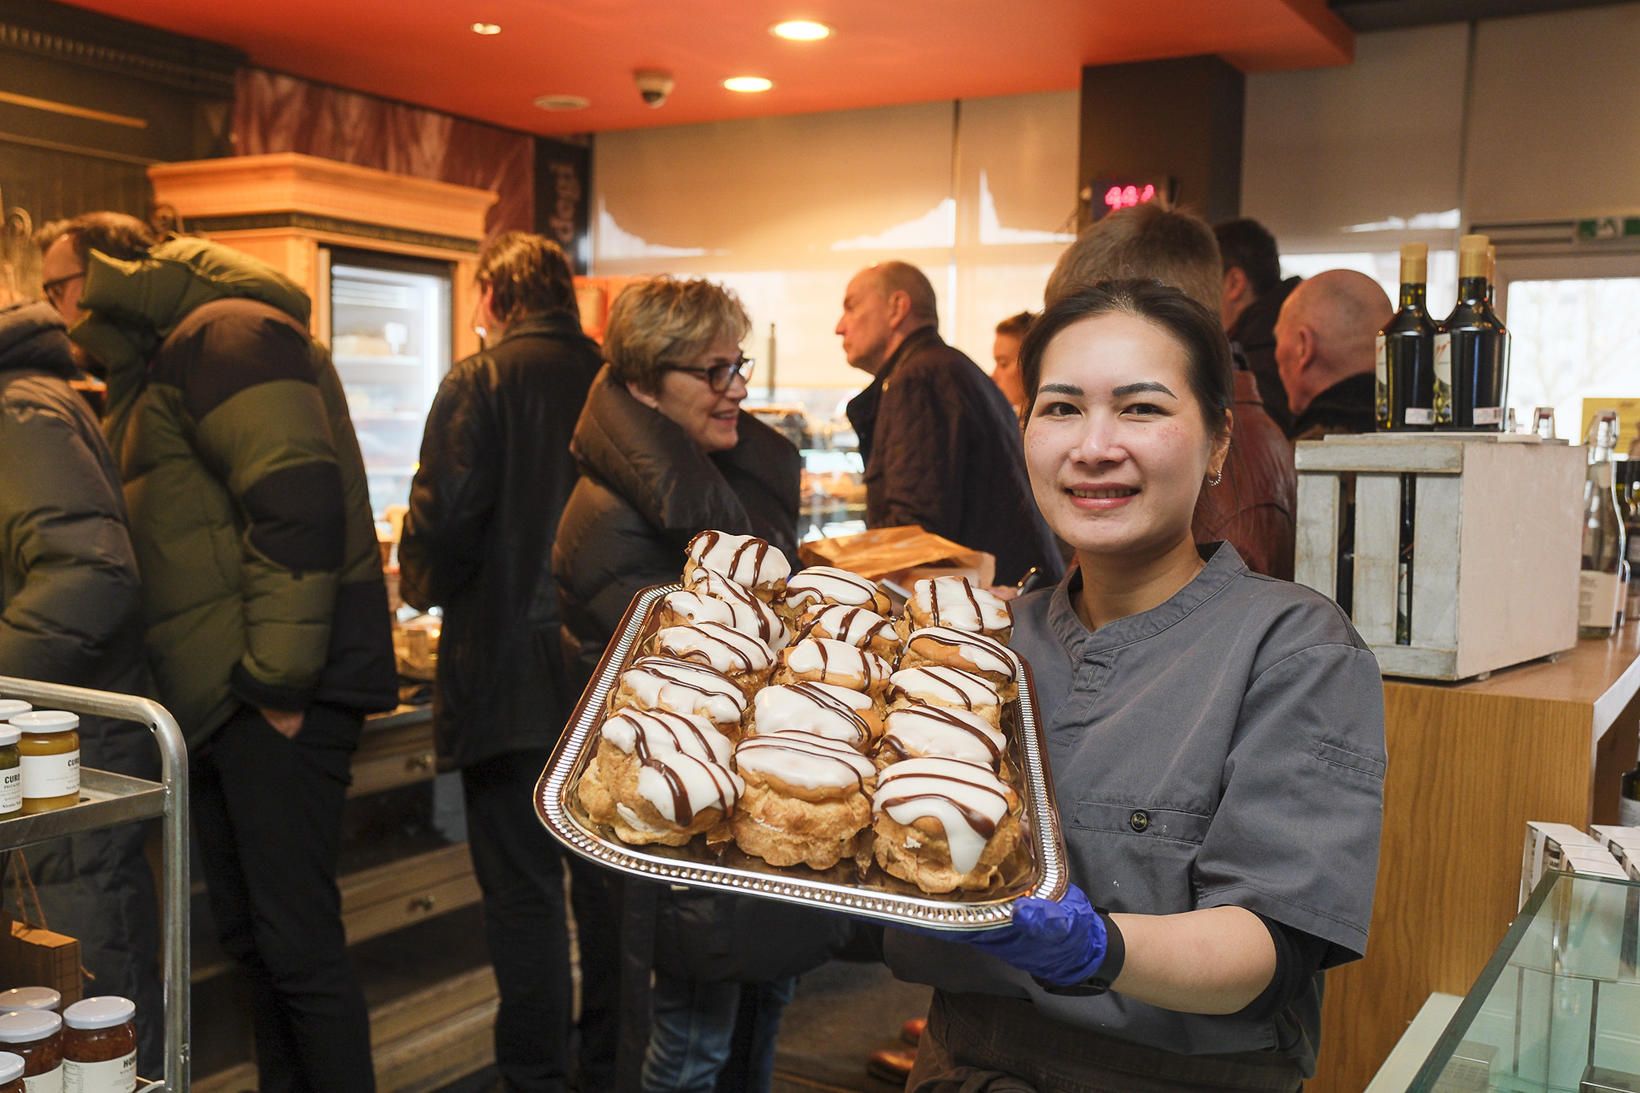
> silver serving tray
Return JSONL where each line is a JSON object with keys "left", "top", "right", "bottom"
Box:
{"left": 536, "top": 583, "right": 1067, "bottom": 930}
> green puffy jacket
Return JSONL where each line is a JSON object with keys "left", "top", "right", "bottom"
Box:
{"left": 72, "top": 238, "right": 397, "bottom": 745}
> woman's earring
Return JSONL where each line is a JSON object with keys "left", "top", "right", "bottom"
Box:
{"left": 1207, "top": 470, "right": 1223, "bottom": 487}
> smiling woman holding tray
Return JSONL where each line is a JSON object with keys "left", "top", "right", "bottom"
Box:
{"left": 886, "top": 281, "right": 1386, "bottom": 1092}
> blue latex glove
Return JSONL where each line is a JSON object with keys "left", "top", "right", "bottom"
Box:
{"left": 964, "top": 884, "right": 1109, "bottom": 987}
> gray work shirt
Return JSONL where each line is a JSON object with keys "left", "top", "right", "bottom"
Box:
{"left": 886, "top": 542, "right": 1386, "bottom": 1074}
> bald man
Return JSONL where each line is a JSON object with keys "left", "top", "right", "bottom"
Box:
{"left": 1274, "top": 270, "right": 1394, "bottom": 440}
{"left": 837, "top": 261, "right": 1060, "bottom": 586}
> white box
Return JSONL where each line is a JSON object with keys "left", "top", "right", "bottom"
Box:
{"left": 1295, "top": 433, "right": 1585, "bottom": 681}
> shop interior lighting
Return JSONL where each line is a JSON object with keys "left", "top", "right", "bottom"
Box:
{"left": 771, "top": 20, "right": 832, "bottom": 41}
{"left": 535, "top": 94, "right": 590, "bottom": 111}
{"left": 723, "top": 76, "right": 774, "bottom": 93}
{"left": 471, "top": 22, "right": 502, "bottom": 35}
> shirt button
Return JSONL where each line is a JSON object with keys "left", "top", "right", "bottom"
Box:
{"left": 1128, "top": 810, "right": 1150, "bottom": 833}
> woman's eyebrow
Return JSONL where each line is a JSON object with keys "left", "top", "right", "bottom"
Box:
{"left": 1111, "top": 381, "right": 1178, "bottom": 399}
{"left": 1038, "top": 382, "right": 1083, "bottom": 396}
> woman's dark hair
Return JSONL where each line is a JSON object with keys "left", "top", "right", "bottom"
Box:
{"left": 476, "top": 231, "right": 579, "bottom": 324}
{"left": 1019, "top": 278, "right": 1233, "bottom": 434}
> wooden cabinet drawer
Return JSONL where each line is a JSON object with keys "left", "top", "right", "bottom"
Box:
{"left": 341, "top": 843, "right": 481, "bottom": 946}
{"left": 351, "top": 710, "right": 439, "bottom": 798}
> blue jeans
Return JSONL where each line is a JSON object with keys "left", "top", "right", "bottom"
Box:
{"left": 640, "top": 973, "right": 797, "bottom": 1093}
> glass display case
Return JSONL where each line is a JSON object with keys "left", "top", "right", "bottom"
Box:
{"left": 1411, "top": 870, "right": 1640, "bottom": 1092}
{"left": 746, "top": 400, "right": 866, "bottom": 543}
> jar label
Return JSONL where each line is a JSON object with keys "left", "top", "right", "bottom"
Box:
{"left": 1578, "top": 570, "right": 1622, "bottom": 629}
{"left": 0, "top": 767, "right": 20, "bottom": 813}
{"left": 64, "top": 1052, "right": 134, "bottom": 1093}
{"left": 23, "top": 1063, "right": 64, "bottom": 1093}
{"left": 20, "top": 750, "right": 78, "bottom": 801}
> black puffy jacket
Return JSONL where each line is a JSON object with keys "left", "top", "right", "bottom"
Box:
{"left": 399, "top": 311, "right": 602, "bottom": 767}
{"left": 553, "top": 365, "right": 802, "bottom": 684}
{"left": 0, "top": 302, "right": 147, "bottom": 698}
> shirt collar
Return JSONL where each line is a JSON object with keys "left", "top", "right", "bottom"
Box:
{"left": 1047, "top": 541, "right": 1247, "bottom": 657}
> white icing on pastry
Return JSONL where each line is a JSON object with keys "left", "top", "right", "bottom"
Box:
{"left": 786, "top": 566, "right": 882, "bottom": 611}
{"left": 784, "top": 638, "right": 890, "bottom": 690}
{"left": 619, "top": 657, "right": 747, "bottom": 724}
{"left": 800, "top": 604, "right": 895, "bottom": 649}
{"left": 686, "top": 531, "right": 791, "bottom": 588}
{"left": 636, "top": 752, "right": 745, "bottom": 824}
{"left": 873, "top": 757, "right": 1011, "bottom": 875}
{"left": 599, "top": 708, "right": 733, "bottom": 766}
{"left": 668, "top": 575, "right": 790, "bottom": 649}
{"left": 904, "top": 626, "right": 1016, "bottom": 680}
{"left": 880, "top": 706, "right": 1005, "bottom": 769}
{"left": 889, "top": 666, "right": 1002, "bottom": 711}
{"left": 735, "top": 732, "right": 875, "bottom": 790}
{"left": 911, "top": 576, "right": 1010, "bottom": 632}
{"left": 654, "top": 622, "right": 774, "bottom": 676}
{"left": 753, "top": 683, "right": 875, "bottom": 747}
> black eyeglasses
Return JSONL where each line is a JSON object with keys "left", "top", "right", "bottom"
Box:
{"left": 42, "top": 271, "right": 86, "bottom": 308}
{"left": 662, "top": 354, "right": 755, "bottom": 393}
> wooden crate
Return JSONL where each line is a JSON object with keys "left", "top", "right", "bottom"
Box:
{"left": 1295, "top": 433, "right": 1585, "bottom": 681}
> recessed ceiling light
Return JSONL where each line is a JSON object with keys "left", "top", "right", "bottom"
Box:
{"left": 535, "top": 94, "right": 590, "bottom": 111}
{"left": 723, "top": 76, "right": 773, "bottom": 94}
{"left": 772, "top": 19, "right": 831, "bottom": 41}
{"left": 471, "top": 22, "right": 501, "bottom": 35}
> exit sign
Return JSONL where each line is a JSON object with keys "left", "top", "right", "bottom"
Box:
{"left": 1575, "top": 217, "right": 1640, "bottom": 242}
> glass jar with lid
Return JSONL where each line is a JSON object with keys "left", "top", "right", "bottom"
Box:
{"left": 0, "top": 1009, "right": 62, "bottom": 1090}
{"left": 0, "top": 1051, "right": 24, "bottom": 1093}
{"left": 0, "top": 988, "right": 59, "bottom": 1015}
{"left": 0, "top": 701, "right": 31, "bottom": 722}
{"left": 60, "top": 997, "right": 135, "bottom": 1093}
{"left": 0, "top": 726, "right": 19, "bottom": 817}
{"left": 11, "top": 712, "right": 79, "bottom": 814}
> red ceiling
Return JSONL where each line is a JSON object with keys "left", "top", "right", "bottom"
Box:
{"left": 66, "top": 0, "right": 1352, "bottom": 136}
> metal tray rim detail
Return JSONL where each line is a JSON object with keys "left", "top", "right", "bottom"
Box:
{"left": 537, "top": 583, "right": 1067, "bottom": 930}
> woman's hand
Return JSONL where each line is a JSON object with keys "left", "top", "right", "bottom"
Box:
{"left": 964, "top": 885, "right": 1110, "bottom": 986}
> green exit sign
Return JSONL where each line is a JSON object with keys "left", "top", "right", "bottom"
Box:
{"left": 1575, "top": 217, "right": 1640, "bottom": 241}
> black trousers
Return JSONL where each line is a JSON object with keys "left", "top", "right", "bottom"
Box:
{"left": 193, "top": 704, "right": 374, "bottom": 1093}
{"left": 462, "top": 749, "right": 620, "bottom": 1092}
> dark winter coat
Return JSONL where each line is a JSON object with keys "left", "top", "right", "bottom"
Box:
{"left": 71, "top": 238, "right": 396, "bottom": 745}
{"left": 0, "top": 302, "right": 146, "bottom": 696}
{"left": 398, "top": 311, "right": 603, "bottom": 768}
{"left": 553, "top": 365, "right": 802, "bottom": 684}
{"left": 845, "top": 326, "right": 1062, "bottom": 587}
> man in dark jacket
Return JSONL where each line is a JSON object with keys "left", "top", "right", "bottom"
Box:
{"left": 0, "top": 296, "right": 164, "bottom": 1071}
{"left": 1216, "top": 218, "right": 1301, "bottom": 433}
{"left": 45, "top": 215, "right": 397, "bottom": 1092}
{"left": 1275, "top": 270, "right": 1393, "bottom": 440}
{"left": 398, "top": 233, "right": 612, "bottom": 1091}
{"left": 1047, "top": 204, "right": 1297, "bottom": 580}
{"left": 836, "top": 262, "right": 1061, "bottom": 587}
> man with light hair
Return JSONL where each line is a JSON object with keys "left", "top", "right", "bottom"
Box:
{"left": 836, "top": 261, "right": 1059, "bottom": 586}
{"left": 1044, "top": 203, "right": 1298, "bottom": 580}
{"left": 1274, "top": 270, "right": 1393, "bottom": 439}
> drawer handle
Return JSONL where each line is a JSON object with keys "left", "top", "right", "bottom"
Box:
{"left": 408, "top": 894, "right": 436, "bottom": 914}
{"left": 405, "top": 753, "right": 434, "bottom": 773}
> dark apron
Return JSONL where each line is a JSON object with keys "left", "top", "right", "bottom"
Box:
{"left": 908, "top": 991, "right": 1305, "bottom": 1093}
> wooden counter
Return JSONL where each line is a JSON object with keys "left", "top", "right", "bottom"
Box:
{"left": 1315, "top": 620, "right": 1640, "bottom": 1093}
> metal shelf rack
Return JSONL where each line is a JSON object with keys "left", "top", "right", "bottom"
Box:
{"left": 0, "top": 675, "right": 189, "bottom": 1092}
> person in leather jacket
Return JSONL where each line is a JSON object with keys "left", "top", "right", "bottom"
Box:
{"left": 399, "top": 233, "right": 610, "bottom": 1091}
{"left": 1046, "top": 204, "right": 1297, "bottom": 580}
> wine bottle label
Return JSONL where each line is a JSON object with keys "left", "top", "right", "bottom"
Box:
{"left": 1433, "top": 333, "right": 1452, "bottom": 384}
{"left": 1473, "top": 407, "right": 1503, "bottom": 426}
{"left": 1404, "top": 408, "right": 1435, "bottom": 426}
{"left": 0, "top": 767, "right": 19, "bottom": 814}
{"left": 1578, "top": 570, "right": 1622, "bottom": 629}
{"left": 1622, "top": 795, "right": 1640, "bottom": 827}
{"left": 20, "top": 750, "right": 78, "bottom": 800}
{"left": 1375, "top": 335, "right": 1387, "bottom": 384}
